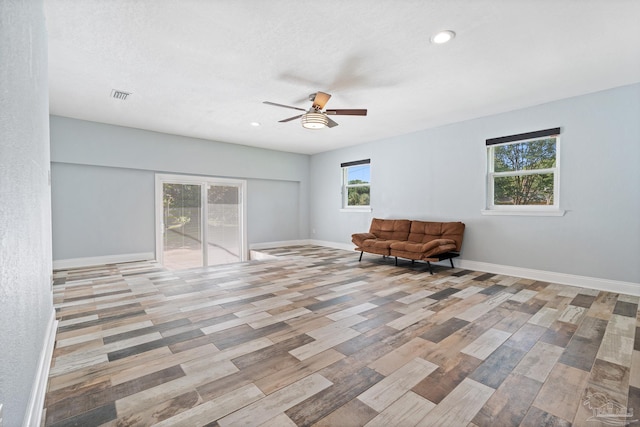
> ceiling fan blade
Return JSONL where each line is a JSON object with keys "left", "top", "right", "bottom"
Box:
{"left": 326, "top": 117, "right": 339, "bottom": 128}
{"left": 325, "top": 109, "right": 367, "bottom": 116}
{"left": 312, "top": 91, "right": 331, "bottom": 109}
{"left": 279, "top": 114, "right": 304, "bottom": 123}
{"left": 263, "top": 101, "right": 306, "bottom": 112}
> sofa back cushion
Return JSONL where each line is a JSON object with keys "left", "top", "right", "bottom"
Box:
{"left": 407, "top": 221, "right": 465, "bottom": 251}
{"left": 369, "top": 218, "right": 411, "bottom": 241}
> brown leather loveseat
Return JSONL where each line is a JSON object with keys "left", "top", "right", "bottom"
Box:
{"left": 352, "top": 218, "right": 465, "bottom": 274}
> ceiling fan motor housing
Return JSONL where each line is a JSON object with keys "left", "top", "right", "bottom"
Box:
{"left": 263, "top": 91, "right": 367, "bottom": 129}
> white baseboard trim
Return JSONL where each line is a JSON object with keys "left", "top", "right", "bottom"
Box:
{"left": 248, "top": 240, "right": 640, "bottom": 297}
{"left": 52, "top": 252, "right": 155, "bottom": 270}
{"left": 249, "top": 240, "right": 311, "bottom": 250}
{"left": 309, "top": 239, "right": 354, "bottom": 252}
{"left": 249, "top": 240, "right": 355, "bottom": 252}
{"left": 457, "top": 259, "right": 640, "bottom": 297}
{"left": 23, "top": 309, "right": 58, "bottom": 427}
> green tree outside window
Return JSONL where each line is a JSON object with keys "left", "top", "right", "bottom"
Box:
{"left": 491, "top": 138, "right": 557, "bottom": 206}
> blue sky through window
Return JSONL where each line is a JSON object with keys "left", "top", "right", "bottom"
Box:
{"left": 347, "top": 165, "right": 370, "bottom": 184}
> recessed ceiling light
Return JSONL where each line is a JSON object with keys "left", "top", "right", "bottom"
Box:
{"left": 430, "top": 30, "right": 456, "bottom": 44}
{"left": 250, "top": 122, "right": 261, "bottom": 127}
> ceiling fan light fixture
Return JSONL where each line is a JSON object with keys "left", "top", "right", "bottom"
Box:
{"left": 301, "top": 112, "right": 328, "bottom": 129}
{"left": 430, "top": 30, "right": 456, "bottom": 44}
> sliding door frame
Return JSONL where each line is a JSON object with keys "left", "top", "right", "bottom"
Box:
{"left": 155, "top": 173, "right": 248, "bottom": 267}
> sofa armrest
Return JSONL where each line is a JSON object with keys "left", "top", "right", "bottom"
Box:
{"left": 352, "top": 232, "right": 377, "bottom": 247}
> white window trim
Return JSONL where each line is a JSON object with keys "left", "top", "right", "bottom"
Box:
{"left": 483, "top": 132, "right": 564, "bottom": 217}
{"left": 480, "top": 208, "right": 565, "bottom": 216}
{"left": 340, "top": 207, "right": 373, "bottom": 213}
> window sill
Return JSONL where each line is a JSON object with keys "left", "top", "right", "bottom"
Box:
{"left": 340, "top": 207, "right": 372, "bottom": 213}
{"left": 481, "top": 209, "right": 565, "bottom": 217}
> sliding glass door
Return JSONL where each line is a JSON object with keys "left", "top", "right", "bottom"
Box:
{"left": 207, "top": 184, "right": 241, "bottom": 266}
{"left": 162, "top": 183, "right": 203, "bottom": 269}
{"left": 156, "top": 174, "right": 246, "bottom": 270}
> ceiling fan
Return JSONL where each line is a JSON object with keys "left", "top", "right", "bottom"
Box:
{"left": 263, "top": 92, "right": 367, "bottom": 129}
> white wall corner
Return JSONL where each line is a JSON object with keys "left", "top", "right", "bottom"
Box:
{"left": 23, "top": 309, "right": 57, "bottom": 427}
{"left": 52, "top": 252, "right": 155, "bottom": 270}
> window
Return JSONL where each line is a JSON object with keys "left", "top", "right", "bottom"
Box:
{"left": 484, "top": 128, "right": 564, "bottom": 216}
{"left": 341, "top": 159, "right": 371, "bottom": 210}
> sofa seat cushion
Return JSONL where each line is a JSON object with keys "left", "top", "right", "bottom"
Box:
{"left": 390, "top": 239, "right": 457, "bottom": 260}
{"left": 359, "top": 238, "right": 399, "bottom": 256}
{"left": 390, "top": 238, "right": 455, "bottom": 254}
{"left": 362, "top": 238, "right": 397, "bottom": 249}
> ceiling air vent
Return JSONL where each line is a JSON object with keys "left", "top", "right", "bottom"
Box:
{"left": 110, "top": 89, "right": 131, "bottom": 100}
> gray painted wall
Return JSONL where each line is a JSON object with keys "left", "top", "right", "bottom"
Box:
{"left": 0, "top": 1, "right": 53, "bottom": 425}
{"left": 51, "top": 163, "right": 155, "bottom": 259}
{"left": 50, "top": 116, "right": 309, "bottom": 261}
{"left": 247, "top": 179, "right": 300, "bottom": 243}
{"left": 310, "top": 84, "right": 640, "bottom": 284}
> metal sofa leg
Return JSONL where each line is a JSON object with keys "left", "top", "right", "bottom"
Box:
{"left": 359, "top": 251, "right": 363, "bottom": 262}
{"left": 449, "top": 257, "right": 454, "bottom": 268}
{"left": 427, "top": 261, "right": 433, "bottom": 274}
{"left": 395, "top": 257, "right": 398, "bottom": 266}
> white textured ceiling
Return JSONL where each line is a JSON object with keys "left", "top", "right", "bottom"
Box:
{"left": 46, "top": 0, "right": 640, "bottom": 155}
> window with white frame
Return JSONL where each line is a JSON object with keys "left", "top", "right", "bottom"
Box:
{"left": 485, "top": 128, "right": 561, "bottom": 214}
{"left": 341, "top": 159, "right": 370, "bottom": 209}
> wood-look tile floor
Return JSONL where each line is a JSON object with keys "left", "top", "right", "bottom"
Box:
{"left": 44, "top": 246, "right": 640, "bottom": 427}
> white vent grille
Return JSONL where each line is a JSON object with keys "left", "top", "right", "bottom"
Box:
{"left": 110, "top": 89, "right": 131, "bottom": 100}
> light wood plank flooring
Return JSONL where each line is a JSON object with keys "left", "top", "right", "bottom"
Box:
{"left": 44, "top": 246, "right": 640, "bottom": 426}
